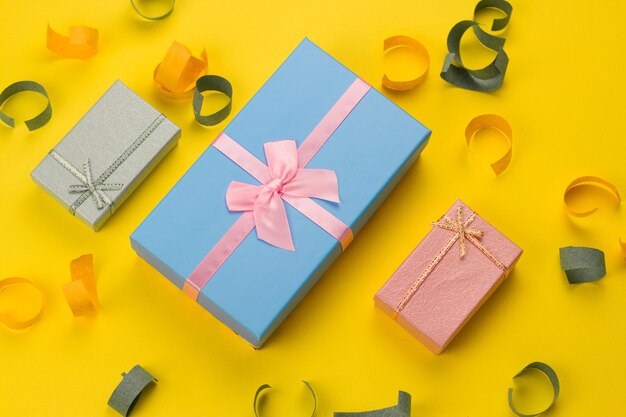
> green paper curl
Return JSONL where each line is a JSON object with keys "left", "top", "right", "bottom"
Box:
{"left": 559, "top": 246, "right": 606, "bottom": 283}
{"left": 107, "top": 365, "right": 157, "bottom": 417}
{"left": 254, "top": 381, "right": 317, "bottom": 417}
{"left": 475, "top": 0, "right": 513, "bottom": 31}
{"left": 508, "top": 362, "right": 560, "bottom": 417}
{"left": 334, "top": 391, "right": 411, "bottom": 417}
{"left": 0, "top": 81, "right": 52, "bottom": 131}
{"left": 441, "top": 20, "right": 509, "bottom": 92}
{"left": 193, "top": 75, "right": 233, "bottom": 126}
{"left": 130, "top": 0, "right": 175, "bottom": 20}
{"left": 440, "top": 0, "right": 513, "bottom": 92}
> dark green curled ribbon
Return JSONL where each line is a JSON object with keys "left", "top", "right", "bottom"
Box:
{"left": 334, "top": 391, "right": 411, "bottom": 417}
{"left": 508, "top": 362, "right": 560, "bottom": 417}
{"left": 0, "top": 81, "right": 52, "bottom": 130}
{"left": 441, "top": 0, "right": 512, "bottom": 92}
{"left": 254, "top": 381, "right": 317, "bottom": 417}
{"left": 130, "top": 0, "right": 175, "bottom": 20}
{"left": 107, "top": 365, "right": 157, "bottom": 417}
{"left": 475, "top": 0, "right": 512, "bottom": 31}
{"left": 559, "top": 246, "right": 606, "bottom": 283}
{"left": 193, "top": 75, "right": 233, "bottom": 126}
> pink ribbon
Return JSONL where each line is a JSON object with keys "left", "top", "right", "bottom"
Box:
{"left": 226, "top": 139, "right": 340, "bottom": 251}
{"left": 183, "top": 78, "right": 371, "bottom": 300}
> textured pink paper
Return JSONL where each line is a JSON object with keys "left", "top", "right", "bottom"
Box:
{"left": 375, "top": 200, "right": 522, "bottom": 354}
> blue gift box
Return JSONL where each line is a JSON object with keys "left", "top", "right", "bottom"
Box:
{"left": 130, "top": 38, "right": 431, "bottom": 347}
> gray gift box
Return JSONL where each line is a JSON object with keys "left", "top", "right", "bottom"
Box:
{"left": 31, "top": 80, "right": 181, "bottom": 231}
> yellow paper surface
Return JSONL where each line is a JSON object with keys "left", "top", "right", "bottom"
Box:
{"left": 1, "top": 1, "right": 626, "bottom": 416}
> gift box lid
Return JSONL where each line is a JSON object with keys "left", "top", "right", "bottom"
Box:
{"left": 131, "top": 38, "right": 431, "bottom": 347}
{"left": 31, "top": 80, "right": 181, "bottom": 231}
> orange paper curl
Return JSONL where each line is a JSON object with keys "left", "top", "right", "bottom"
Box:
{"left": 0, "top": 277, "right": 45, "bottom": 330}
{"left": 465, "top": 114, "right": 513, "bottom": 175}
{"left": 382, "top": 35, "right": 430, "bottom": 91}
{"left": 46, "top": 24, "right": 98, "bottom": 59}
{"left": 154, "top": 41, "right": 208, "bottom": 99}
{"left": 63, "top": 254, "right": 99, "bottom": 316}
{"left": 563, "top": 176, "right": 621, "bottom": 217}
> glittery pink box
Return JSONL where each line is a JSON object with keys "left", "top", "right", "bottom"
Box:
{"left": 374, "top": 200, "right": 522, "bottom": 354}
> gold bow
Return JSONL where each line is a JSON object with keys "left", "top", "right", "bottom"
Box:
{"left": 432, "top": 206, "right": 484, "bottom": 258}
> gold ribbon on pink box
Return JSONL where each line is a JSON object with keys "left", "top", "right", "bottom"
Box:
{"left": 182, "top": 78, "right": 371, "bottom": 300}
{"left": 392, "top": 206, "right": 509, "bottom": 318}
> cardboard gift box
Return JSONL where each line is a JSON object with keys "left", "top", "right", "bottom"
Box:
{"left": 375, "top": 200, "right": 522, "bottom": 354}
{"left": 31, "top": 80, "right": 181, "bottom": 231}
{"left": 130, "top": 38, "right": 431, "bottom": 348}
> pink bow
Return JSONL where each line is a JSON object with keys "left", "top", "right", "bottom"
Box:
{"left": 225, "top": 140, "right": 340, "bottom": 251}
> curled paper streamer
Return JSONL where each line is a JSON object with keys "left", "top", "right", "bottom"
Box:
{"left": 620, "top": 238, "right": 626, "bottom": 260}
{"left": 382, "top": 36, "right": 430, "bottom": 91}
{"left": 154, "top": 41, "right": 207, "bottom": 99}
{"left": 46, "top": 24, "right": 98, "bottom": 58}
{"left": 334, "top": 391, "right": 411, "bottom": 417}
{"left": 108, "top": 365, "right": 157, "bottom": 417}
{"left": 475, "top": 0, "right": 513, "bottom": 31}
{"left": 563, "top": 176, "right": 621, "bottom": 217}
{"left": 0, "top": 81, "right": 52, "bottom": 130}
{"left": 441, "top": 0, "right": 512, "bottom": 92}
{"left": 465, "top": 114, "right": 512, "bottom": 175}
{"left": 508, "top": 362, "right": 560, "bottom": 417}
{"left": 441, "top": 20, "right": 508, "bottom": 92}
{"left": 0, "top": 277, "right": 45, "bottom": 330}
{"left": 63, "top": 254, "right": 98, "bottom": 316}
{"left": 130, "top": 0, "right": 175, "bottom": 20}
{"left": 560, "top": 246, "right": 606, "bottom": 283}
{"left": 193, "top": 75, "right": 233, "bottom": 126}
{"left": 254, "top": 381, "right": 317, "bottom": 417}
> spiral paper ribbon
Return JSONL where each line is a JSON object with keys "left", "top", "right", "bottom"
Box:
{"left": 440, "top": 0, "right": 513, "bottom": 92}
{"left": 193, "top": 75, "right": 233, "bottom": 126}
{"left": 254, "top": 381, "right": 317, "bottom": 417}
{"left": 130, "top": 0, "right": 175, "bottom": 20}
{"left": 63, "top": 254, "right": 99, "bottom": 316}
{"left": 508, "top": 362, "right": 560, "bottom": 417}
{"left": 465, "top": 114, "right": 513, "bottom": 175}
{"left": 108, "top": 365, "right": 157, "bottom": 417}
{"left": 334, "top": 391, "right": 411, "bottom": 417}
{"left": 382, "top": 36, "right": 430, "bottom": 91}
{"left": 46, "top": 24, "right": 98, "bottom": 58}
{"left": 0, "top": 81, "right": 52, "bottom": 131}
{"left": 0, "top": 277, "right": 45, "bottom": 330}
{"left": 154, "top": 41, "right": 207, "bottom": 99}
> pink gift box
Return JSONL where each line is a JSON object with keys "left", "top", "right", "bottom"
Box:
{"left": 374, "top": 200, "right": 522, "bottom": 354}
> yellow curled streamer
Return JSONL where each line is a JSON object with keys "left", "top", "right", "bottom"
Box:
{"left": 465, "top": 114, "right": 512, "bottom": 175}
{"left": 46, "top": 24, "right": 98, "bottom": 59}
{"left": 63, "top": 254, "right": 99, "bottom": 316}
{"left": 620, "top": 238, "right": 626, "bottom": 260}
{"left": 154, "top": 41, "right": 208, "bottom": 99}
{"left": 382, "top": 35, "right": 430, "bottom": 91}
{"left": 563, "top": 176, "right": 621, "bottom": 217}
{"left": 0, "top": 277, "right": 45, "bottom": 330}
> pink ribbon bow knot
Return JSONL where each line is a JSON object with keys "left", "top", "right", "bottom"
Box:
{"left": 225, "top": 139, "right": 340, "bottom": 251}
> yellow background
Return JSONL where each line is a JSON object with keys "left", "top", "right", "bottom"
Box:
{"left": 1, "top": 0, "right": 626, "bottom": 415}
